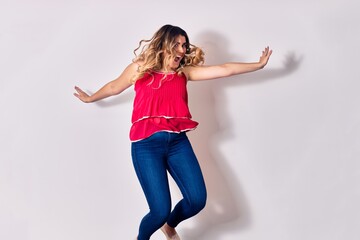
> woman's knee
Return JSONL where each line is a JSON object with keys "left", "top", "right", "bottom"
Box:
{"left": 190, "top": 191, "right": 207, "bottom": 213}
{"left": 150, "top": 205, "right": 171, "bottom": 224}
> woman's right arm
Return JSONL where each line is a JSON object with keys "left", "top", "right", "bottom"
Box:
{"left": 74, "top": 62, "right": 138, "bottom": 103}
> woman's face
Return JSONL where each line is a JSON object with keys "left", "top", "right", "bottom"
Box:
{"left": 163, "top": 35, "right": 187, "bottom": 71}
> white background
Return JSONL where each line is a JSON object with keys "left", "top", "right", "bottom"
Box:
{"left": 1, "top": 0, "right": 359, "bottom": 239}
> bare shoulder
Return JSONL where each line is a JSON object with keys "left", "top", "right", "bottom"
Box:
{"left": 126, "top": 61, "right": 142, "bottom": 72}
{"left": 182, "top": 65, "right": 215, "bottom": 81}
{"left": 121, "top": 61, "right": 143, "bottom": 79}
{"left": 111, "top": 62, "right": 140, "bottom": 86}
{"left": 182, "top": 65, "right": 200, "bottom": 80}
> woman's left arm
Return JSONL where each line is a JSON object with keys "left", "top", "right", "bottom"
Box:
{"left": 185, "top": 47, "right": 272, "bottom": 81}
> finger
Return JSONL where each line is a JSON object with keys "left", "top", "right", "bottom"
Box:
{"left": 75, "top": 86, "right": 86, "bottom": 93}
{"left": 264, "top": 47, "right": 269, "bottom": 54}
{"left": 74, "top": 86, "right": 82, "bottom": 93}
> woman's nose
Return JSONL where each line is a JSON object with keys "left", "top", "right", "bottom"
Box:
{"left": 177, "top": 46, "right": 185, "bottom": 54}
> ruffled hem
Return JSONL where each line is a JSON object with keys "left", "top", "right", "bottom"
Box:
{"left": 130, "top": 117, "right": 198, "bottom": 142}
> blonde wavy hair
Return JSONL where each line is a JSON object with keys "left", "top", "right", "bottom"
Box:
{"left": 131, "top": 24, "right": 204, "bottom": 83}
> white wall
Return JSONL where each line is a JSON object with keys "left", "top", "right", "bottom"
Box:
{"left": 1, "top": 0, "right": 359, "bottom": 239}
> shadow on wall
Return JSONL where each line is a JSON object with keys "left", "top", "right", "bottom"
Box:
{"left": 183, "top": 30, "right": 302, "bottom": 240}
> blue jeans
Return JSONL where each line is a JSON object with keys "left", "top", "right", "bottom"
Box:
{"left": 131, "top": 132, "right": 207, "bottom": 240}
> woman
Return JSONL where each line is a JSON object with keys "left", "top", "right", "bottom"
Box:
{"left": 74, "top": 24, "right": 272, "bottom": 240}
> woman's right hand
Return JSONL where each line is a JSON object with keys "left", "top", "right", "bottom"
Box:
{"left": 72, "top": 62, "right": 136, "bottom": 103}
{"left": 73, "top": 86, "right": 92, "bottom": 103}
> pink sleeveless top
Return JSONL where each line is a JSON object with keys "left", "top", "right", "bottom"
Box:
{"left": 130, "top": 71, "right": 198, "bottom": 141}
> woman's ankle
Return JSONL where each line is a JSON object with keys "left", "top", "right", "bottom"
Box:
{"left": 162, "top": 223, "right": 177, "bottom": 236}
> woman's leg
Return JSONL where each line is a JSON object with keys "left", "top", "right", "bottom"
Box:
{"left": 166, "top": 132, "right": 207, "bottom": 228}
{"left": 131, "top": 133, "right": 172, "bottom": 240}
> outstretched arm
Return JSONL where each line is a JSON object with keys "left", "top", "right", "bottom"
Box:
{"left": 185, "top": 47, "right": 272, "bottom": 81}
{"left": 74, "top": 62, "right": 137, "bottom": 103}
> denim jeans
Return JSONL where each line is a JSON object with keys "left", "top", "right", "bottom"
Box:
{"left": 131, "top": 132, "right": 207, "bottom": 240}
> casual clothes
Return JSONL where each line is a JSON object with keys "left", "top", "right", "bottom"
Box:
{"left": 130, "top": 71, "right": 206, "bottom": 240}
{"left": 132, "top": 132, "right": 206, "bottom": 240}
{"left": 130, "top": 71, "right": 198, "bottom": 141}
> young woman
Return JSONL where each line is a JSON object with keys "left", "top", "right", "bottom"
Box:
{"left": 74, "top": 24, "right": 272, "bottom": 240}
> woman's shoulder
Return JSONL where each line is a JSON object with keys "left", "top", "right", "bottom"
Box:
{"left": 182, "top": 65, "right": 203, "bottom": 80}
{"left": 129, "top": 60, "right": 144, "bottom": 72}
{"left": 124, "top": 60, "right": 145, "bottom": 79}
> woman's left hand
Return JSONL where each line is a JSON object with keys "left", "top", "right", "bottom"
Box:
{"left": 259, "top": 46, "right": 272, "bottom": 68}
